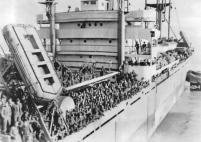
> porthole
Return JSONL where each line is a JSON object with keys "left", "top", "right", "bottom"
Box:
{"left": 100, "top": 23, "right": 103, "bottom": 26}
{"left": 84, "top": 40, "right": 87, "bottom": 43}
{"left": 94, "top": 22, "right": 97, "bottom": 26}
{"left": 109, "top": 40, "right": 112, "bottom": 43}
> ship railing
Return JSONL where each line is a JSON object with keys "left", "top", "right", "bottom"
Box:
{"left": 64, "top": 71, "right": 119, "bottom": 92}
{"left": 155, "top": 60, "right": 179, "bottom": 74}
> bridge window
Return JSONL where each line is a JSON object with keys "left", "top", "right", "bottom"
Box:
{"left": 81, "top": 23, "right": 86, "bottom": 28}
{"left": 77, "top": 23, "right": 80, "bottom": 27}
{"left": 91, "top": 1, "right": 96, "bottom": 5}
{"left": 83, "top": 1, "right": 89, "bottom": 5}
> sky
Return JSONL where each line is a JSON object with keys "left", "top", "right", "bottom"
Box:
{"left": 0, "top": 0, "right": 200, "bottom": 68}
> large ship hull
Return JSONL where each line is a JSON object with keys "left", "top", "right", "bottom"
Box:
{"left": 61, "top": 57, "right": 191, "bottom": 142}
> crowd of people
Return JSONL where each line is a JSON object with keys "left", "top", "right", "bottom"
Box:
{"left": 152, "top": 48, "right": 192, "bottom": 82}
{"left": 0, "top": 46, "right": 192, "bottom": 141}
{"left": 62, "top": 71, "right": 149, "bottom": 136}
{"left": 0, "top": 86, "right": 47, "bottom": 142}
{"left": 126, "top": 57, "right": 154, "bottom": 66}
{"left": 135, "top": 41, "right": 151, "bottom": 55}
{"left": 152, "top": 69, "right": 169, "bottom": 83}
{"left": 126, "top": 47, "right": 192, "bottom": 69}
{"left": 0, "top": 59, "right": 150, "bottom": 142}
{"left": 54, "top": 60, "right": 108, "bottom": 87}
{"left": 156, "top": 48, "right": 191, "bottom": 70}
{"left": 40, "top": 60, "right": 150, "bottom": 138}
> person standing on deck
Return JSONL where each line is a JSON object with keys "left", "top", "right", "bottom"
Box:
{"left": 135, "top": 41, "right": 140, "bottom": 54}
{"left": 8, "top": 98, "right": 15, "bottom": 126}
{"left": 15, "top": 98, "right": 22, "bottom": 122}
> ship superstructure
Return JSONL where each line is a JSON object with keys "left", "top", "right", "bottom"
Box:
{"left": 37, "top": 0, "right": 157, "bottom": 70}
{"left": 0, "top": 0, "right": 193, "bottom": 142}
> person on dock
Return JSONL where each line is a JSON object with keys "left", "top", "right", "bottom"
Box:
{"left": 1, "top": 95, "right": 11, "bottom": 134}
{"left": 21, "top": 117, "right": 33, "bottom": 142}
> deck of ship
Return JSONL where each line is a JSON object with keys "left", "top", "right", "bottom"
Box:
{"left": 149, "top": 84, "right": 201, "bottom": 142}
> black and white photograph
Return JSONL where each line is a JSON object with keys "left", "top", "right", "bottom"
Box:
{"left": 0, "top": 0, "right": 199, "bottom": 142}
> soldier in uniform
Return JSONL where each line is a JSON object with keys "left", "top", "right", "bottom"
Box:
{"left": 9, "top": 122, "right": 22, "bottom": 142}
{"left": 22, "top": 117, "right": 33, "bottom": 142}
{"left": 1, "top": 97, "right": 11, "bottom": 133}
{"left": 8, "top": 98, "right": 15, "bottom": 126}
{"left": 15, "top": 98, "right": 22, "bottom": 122}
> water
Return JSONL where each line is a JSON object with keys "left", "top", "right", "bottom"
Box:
{"left": 190, "top": 53, "right": 201, "bottom": 71}
{"left": 149, "top": 86, "right": 201, "bottom": 142}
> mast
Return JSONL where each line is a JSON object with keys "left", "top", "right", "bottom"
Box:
{"left": 146, "top": 0, "right": 171, "bottom": 38}
{"left": 168, "top": 0, "right": 171, "bottom": 40}
{"left": 118, "top": 0, "right": 125, "bottom": 67}
{"left": 39, "top": 0, "right": 56, "bottom": 59}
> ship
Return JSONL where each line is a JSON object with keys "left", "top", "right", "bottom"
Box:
{"left": 0, "top": 0, "right": 193, "bottom": 142}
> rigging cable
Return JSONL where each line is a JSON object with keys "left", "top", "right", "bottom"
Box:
{"left": 162, "top": 1, "right": 179, "bottom": 40}
{"left": 174, "top": 6, "right": 181, "bottom": 31}
{"left": 165, "top": 18, "right": 177, "bottom": 40}
{"left": 0, "top": 44, "right": 6, "bottom": 56}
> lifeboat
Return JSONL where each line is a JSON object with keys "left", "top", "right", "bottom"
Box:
{"left": 186, "top": 70, "right": 201, "bottom": 83}
{"left": 3, "top": 24, "right": 62, "bottom": 101}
